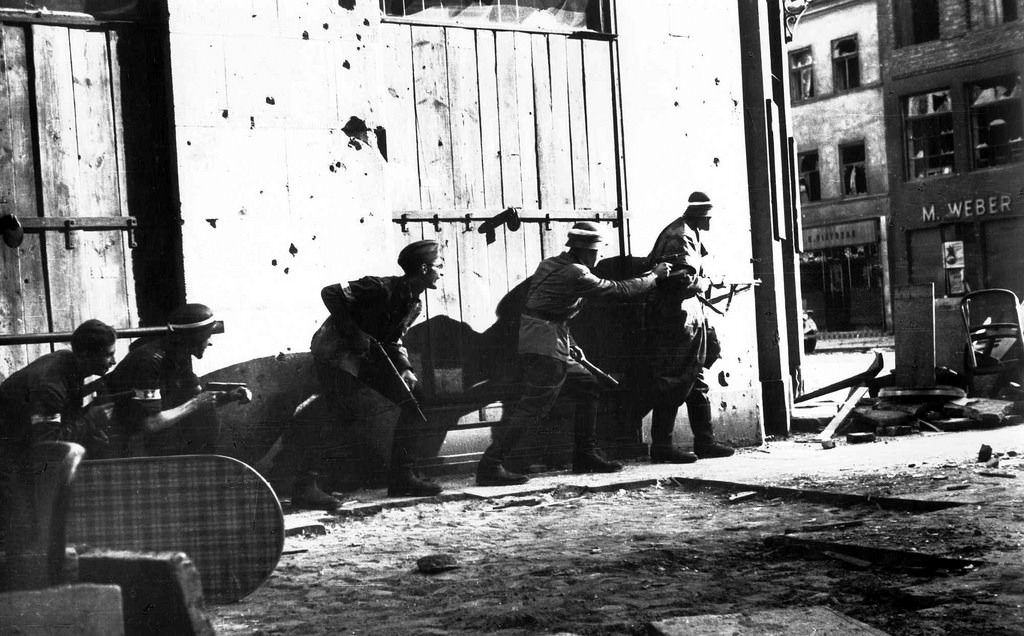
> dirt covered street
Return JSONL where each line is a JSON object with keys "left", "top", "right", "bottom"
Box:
{"left": 211, "top": 454, "right": 1024, "bottom": 635}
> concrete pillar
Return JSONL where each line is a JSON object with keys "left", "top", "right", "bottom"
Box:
{"left": 894, "top": 284, "right": 936, "bottom": 386}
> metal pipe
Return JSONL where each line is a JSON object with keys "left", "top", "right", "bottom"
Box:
{"left": 0, "top": 321, "right": 225, "bottom": 346}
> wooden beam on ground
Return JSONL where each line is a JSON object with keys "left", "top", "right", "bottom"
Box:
{"left": 815, "top": 386, "right": 869, "bottom": 443}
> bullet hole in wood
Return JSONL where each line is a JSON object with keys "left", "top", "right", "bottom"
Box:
{"left": 271, "top": 259, "right": 278, "bottom": 266}
{"left": 356, "top": 33, "right": 362, "bottom": 41}
{"left": 250, "top": 116, "right": 255, "bottom": 129}
{"left": 323, "top": 23, "right": 329, "bottom": 30}
{"left": 206, "top": 219, "right": 218, "bottom": 228}
{"left": 266, "top": 96, "right": 276, "bottom": 105}
{"left": 284, "top": 267, "right": 290, "bottom": 274}
{"left": 713, "top": 157, "right": 720, "bottom": 166}
{"left": 362, "top": 18, "right": 370, "bottom": 25}
{"left": 221, "top": 109, "right": 228, "bottom": 118}
{"left": 342, "top": 60, "right": 351, "bottom": 69}
{"left": 289, "top": 243, "right": 298, "bottom": 256}
{"left": 302, "top": 31, "right": 309, "bottom": 40}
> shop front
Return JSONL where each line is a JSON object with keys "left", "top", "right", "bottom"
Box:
{"left": 801, "top": 217, "right": 891, "bottom": 332}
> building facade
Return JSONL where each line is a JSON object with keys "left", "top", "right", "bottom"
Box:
{"left": 0, "top": 1, "right": 804, "bottom": 480}
{"left": 879, "top": 0, "right": 1023, "bottom": 299}
{"left": 789, "top": 0, "right": 893, "bottom": 333}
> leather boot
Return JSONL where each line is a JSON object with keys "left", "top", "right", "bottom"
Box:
{"left": 291, "top": 472, "right": 342, "bottom": 512}
{"left": 572, "top": 448, "right": 622, "bottom": 473}
{"left": 476, "top": 457, "right": 529, "bottom": 486}
{"left": 689, "top": 401, "right": 734, "bottom": 458}
{"left": 572, "top": 396, "right": 622, "bottom": 474}
{"left": 649, "top": 405, "right": 696, "bottom": 463}
{"left": 388, "top": 466, "right": 443, "bottom": 497}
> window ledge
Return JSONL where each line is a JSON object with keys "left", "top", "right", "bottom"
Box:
{"left": 791, "top": 81, "right": 883, "bottom": 107}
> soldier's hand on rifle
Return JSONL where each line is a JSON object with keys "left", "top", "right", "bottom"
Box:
{"left": 400, "top": 369, "right": 419, "bottom": 391}
{"left": 651, "top": 262, "right": 672, "bottom": 279}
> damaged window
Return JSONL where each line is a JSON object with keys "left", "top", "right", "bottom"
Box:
{"left": 798, "top": 151, "right": 821, "bottom": 203}
{"left": 380, "top": 0, "right": 613, "bottom": 33}
{"left": 789, "top": 48, "right": 814, "bottom": 102}
{"left": 895, "top": 0, "right": 940, "bottom": 47}
{"left": 831, "top": 36, "right": 860, "bottom": 92}
{"left": 969, "top": 74, "right": 1023, "bottom": 169}
{"left": 840, "top": 142, "right": 867, "bottom": 196}
{"left": 968, "top": 0, "right": 1018, "bottom": 29}
{"left": 904, "top": 89, "right": 954, "bottom": 179}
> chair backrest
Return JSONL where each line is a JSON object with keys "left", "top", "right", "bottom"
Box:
{"left": 1, "top": 441, "right": 85, "bottom": 590}
{"left": 960, "top": 289, "right": 1023, "bottom": 374}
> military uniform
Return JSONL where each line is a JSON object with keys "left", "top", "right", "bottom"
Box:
{"left": 641, "top": 192, "right": 733, "bottom": 461}
{"left": 477, "top": 222, "right": 664, "bottom": 485}
{"left": 103, "top": 338, "right": 218, "bottom": 456}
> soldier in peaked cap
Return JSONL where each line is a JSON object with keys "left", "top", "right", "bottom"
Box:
{"left": 474, "top": 222, "right": 673, "bottom": 487}
{"left": 637, "top": 191, "right": 734, "bottom": 464}
{"left": 283, "top": 239, "right": 445, "bottom": 510}
{"left": 103, "top": 303, "right": 241, "bottom": 457}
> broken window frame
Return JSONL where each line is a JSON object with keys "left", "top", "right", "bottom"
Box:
{"left": 798, "top": 150, "right": 821, "bottom": 204}
{"left": 831, "top": 35, "right": 860, "bottom": 93}
{"left": 968, "top": 0, "right": 1019, "bottom": 29}
{"left": 839, "top": 141, "right": 868, "bottom": 196}
{"left": 904, "top": 89, "right": 955, "bottom": 180}
{"left": 895, "top": 0, "right": 940, "bottom": 47}
{"left": 968, "top": 74, "right": 1023, "bottom": 170}
{"left": 379, "top": 0, "right": 615, "bottom": 35}
{"left": 789, "top": 47, "right": 814, "bottom": 103}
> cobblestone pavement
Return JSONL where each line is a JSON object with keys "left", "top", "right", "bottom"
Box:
{"left": 210, "top": 350, "right": 1023, "bottom": 635}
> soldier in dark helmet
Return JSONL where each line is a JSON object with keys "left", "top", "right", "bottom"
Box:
{"left": 475, "top": 221, "right": 673, "bottom": 486}
{"left": 103, "top": 303, "right": 243, "bottom": 457}
{"left": 638, "top": 191, "right": 735, "bottom": 463}
{"left": 287, "top": 239, "right": 445, "bottom": 510}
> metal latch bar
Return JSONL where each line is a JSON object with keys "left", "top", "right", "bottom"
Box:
{"left": 18, "top": 216, "right": 138, "bottom": 249}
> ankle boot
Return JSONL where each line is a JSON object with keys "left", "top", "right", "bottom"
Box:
{"left": 388, "top": 466, "right": 443, "bottom": 497}
{"left": 572, "top": 448, "right": 623, "bottom": 473}
{"left": 689, "top": 401, "right": 735, "bottom": 458}
{"left": 476, "top": 459, "right": 529, "bottom": 486}
{"left": 650, "top": 445, "right": 698, "bottom": 463}
{"left": 649, "top": 406, "right": 696, "bottom": 463}
{"left": 291, "top": 472, "right": 342, "bottom": 512}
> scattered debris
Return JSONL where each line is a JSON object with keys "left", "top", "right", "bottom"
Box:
{"left": 727, "top": 491, "right": 758, "bottom": 503}
{"left": 821, "top": 550, "right": 872, "bottom": 569}
{"left": 416, "top": 553, "right": 459, "bottom": 574}
{"left": 846, "top": 432, "right": 875, "bottom": 444}
{"left": 945, "top": 483, "right": 970, "bottom": 491}
{"left": 492, "top": 498, "right": 540, "bottom": 510}
{"left": 976, "top": 470, "right": 1016, "bottom": 479}
{"left": 978, "top": 444, "right": 993, "bottom": 462}
{"left": 821, "top": 439, "right": 836, "bottom": 450}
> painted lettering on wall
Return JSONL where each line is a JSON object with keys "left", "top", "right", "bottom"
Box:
{"left": 921, "top": 194, "right": 1013, "bottom": 223}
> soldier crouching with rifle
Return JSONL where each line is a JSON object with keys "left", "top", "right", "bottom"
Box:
{"left": 475, "top": 221, "right": 672, "bottom": 486}
{"left": 638, "top": 191, "right": 735, "bottom": 463}
{"left": 284, "top": 240, "right": 445, "bottom": 511}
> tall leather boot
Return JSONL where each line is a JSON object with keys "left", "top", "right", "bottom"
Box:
{"left": 291, "top": 472, "right": 342, "bottom": 512}
{"left": 649, "top": 406, "right": 697, "bottom": 463}
{"left": 476, "top": 425, "right": 529, "bottom": 486}
{"left": 386, "top": 411, "right": 443, "bottom": 497}
{"left": 572, "top": 400, "right": 622, "bottom": 474}
{"left": 688, "top": 401, "right": 734, "bottom": 458}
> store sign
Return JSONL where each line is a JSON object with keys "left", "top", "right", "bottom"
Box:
{"left": 802, "top": 219, "right": 878, "bottom": 250}
{"left": 921, "top": 194, "right": 1013, "bottom": 223}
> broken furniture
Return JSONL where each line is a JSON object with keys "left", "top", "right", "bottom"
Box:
{"left": 960, "top": 288, "right": 1023, "bottom": 397}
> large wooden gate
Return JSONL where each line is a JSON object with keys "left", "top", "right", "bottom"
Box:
{"left": 0, "top": 9, "right": 171, "bottom": 378}
{"left": 380, "top": 22, "right": 624, "bottom": 401}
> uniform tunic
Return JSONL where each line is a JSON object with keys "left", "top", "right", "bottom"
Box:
{"left": 0, "top": 350, "right": 90, "bottom": 452}
{"left": 103, "top": 338, "right": 217, "bottom": 456}
{"left": 644, "top": 217, "right": 710, "bottom": 406}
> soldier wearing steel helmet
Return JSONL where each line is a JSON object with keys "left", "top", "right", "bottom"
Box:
{"left": 102, "top": 303, "right": 240, "bottom": 458}
{"left": 639, "top": 191, "right": 735, "bottom": 463}
{"left": 284, "top": 240, "right": 445, "bottom": 510}
{"left": 475, "top": 222, "right": 673, "bottom": 487}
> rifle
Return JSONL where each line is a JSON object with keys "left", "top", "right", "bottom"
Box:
{"left": 569, "top": 345, "right": 620, "bottom": 389}
{"left": 368, "top": 339, "right": 428, "bottom": 422}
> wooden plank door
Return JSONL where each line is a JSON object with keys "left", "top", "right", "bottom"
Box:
{"left": 382, "top": 23, "right": 622, "bottom": 401}
{"left": 0, "top": 22, "right": 139, "bottom": 377}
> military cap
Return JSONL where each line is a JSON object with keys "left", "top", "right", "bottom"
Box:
{"left": 70, "top": 319, "right": 117, "bottom": 354}
{"left": 682, "top": 191, "right": 713, "bottom": 218}
{"left": 565, "top": 221, "right": 605, "bottom": 249}
{"left": 398, "top": 239, "right": 440, "bottom": 273}
{"left": 168, "top": 303, "right": 216, "bottom": 337}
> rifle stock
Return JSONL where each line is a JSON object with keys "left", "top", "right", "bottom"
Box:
{"left": 369, "top": 340, "right": 428, "bottom": 422}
